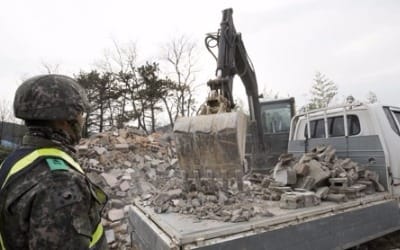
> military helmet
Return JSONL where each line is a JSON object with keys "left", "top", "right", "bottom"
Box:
{"left": 13, "top": 74, "right": 89, "bottom": 121}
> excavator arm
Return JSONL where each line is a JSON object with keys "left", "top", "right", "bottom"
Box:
{"left": 205, "top": 8, "right": 265, "bottom": 151}
{"left": 173, "top": 8, "right": 265, "bottom": 189}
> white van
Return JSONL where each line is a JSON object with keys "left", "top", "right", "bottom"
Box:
{"left": 289, "top": 102, "right": 400, "bottom": 195}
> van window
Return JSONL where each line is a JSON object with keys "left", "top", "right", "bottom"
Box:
{"left": 393, "top": 111, "right": 400, "bottom": 127}
{"left": 305, "top": 115, "right": 360, "bottom": 138}
{"left": 384, "top": 107, "right": 400, "bottom": 135}
{"left": 314, "top": 119, "right": 325, "bottom": 138}
{"left": 330, "top": 116, "right": 344, "bottom": 136}
{"left": 348, "top": 115, "right": 361, "bottom": 135}
{"left": 305, "top": 119, "right": 325, "bottom": 138}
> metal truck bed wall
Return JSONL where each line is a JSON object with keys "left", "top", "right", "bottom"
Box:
{"left": 128, "top": 193, "right": 400, "bottom": 250}
{"left": 288, "top": 135, "right": 388, "bottom": 188}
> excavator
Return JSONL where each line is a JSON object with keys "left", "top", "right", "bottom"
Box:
{"left": 129, "top": 9, "right": 400, "bottom": 249}
{"left": 173, "top": 8, "right": 295, "bottom": 183}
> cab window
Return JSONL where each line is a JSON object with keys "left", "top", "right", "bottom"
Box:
{"left": 261, "top": 103, "right": 292, "bottom": 133}
{"left": 305, "top": 115, "right": 360, "bottom": 138}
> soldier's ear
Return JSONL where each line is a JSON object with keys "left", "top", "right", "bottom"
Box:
{"left": 52, "top": 120, "right": 70, "bottom": 132}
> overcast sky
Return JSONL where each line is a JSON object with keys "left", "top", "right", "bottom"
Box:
{"left": 1, "top": 0, "right": 399, "bottom": 109}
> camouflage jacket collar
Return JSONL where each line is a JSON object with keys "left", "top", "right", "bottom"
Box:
{"left": 22, "top": 135, "right": 77, "bottom": 158}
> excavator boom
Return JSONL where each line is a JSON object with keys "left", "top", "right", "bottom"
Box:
{"left": 174, "top": 8, "right": 264, "bottom": 185}
{"left": 206, "top": 8, "right": 264, "bottom": 150}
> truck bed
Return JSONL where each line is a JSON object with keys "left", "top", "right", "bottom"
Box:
{"left": 128, "top": 193, "right": 400, "bottom": 250}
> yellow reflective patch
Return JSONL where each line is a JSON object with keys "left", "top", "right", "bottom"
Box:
{"left": 1, "top": 148, "right": 84, "bottom": 189}
{"left": 0, "top": 233, "right": 5, "bottom": 250}
{"left": 94, "top": 186, "right": 107, "bottom": 204}
{"left": 89, "top": 223, "right": 103, "bottom": 248}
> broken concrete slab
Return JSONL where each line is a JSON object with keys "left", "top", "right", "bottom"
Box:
{"left": 170, "top": 158, "right": 178, "bottom": 166}
{"left": 358, "top": 180, "right": 375, "bottom": 194}
{"left": 307, "top": 159, "right": 331, "bottom": 187}
{"left": 280, "top": 192, "right": 305, "bottom": 209}
{"left": 303, "top": 192, "right": 321, "bottom": 207}
{"left": 326, "top": 193, "right": 347, "bottom": 203}
{"left": 115, "top": 191, "right": 127, "bottom": 198}
{"left": 273, "top": 165, "right": 297, "bottom": 186}
{"left": 123, "top": 161, "right": 132, "bottom": 168}
{"left": 88, "top": 158, "right": 99, "bottom": 167}
{"left": 87, "top": 164, "right": 104, "bottom": 173}
{"left": 329, "top": 178, "right": 348, "bottom": 189}
{"left": 322, "top": 146, "right": 336, "bottom": 163}
{"left": 116, "top": 137, "right": 128, "bottom": 144}
{"left": 77, "top": 145, "right": 89, "bottom": 154}
{"left": 316, "top": 186, "right": 330, "bottom": 199}
{"left": 105, "top": 229, "right": 116, "bottom": 243}
{"left": 342, "top": 184, "right": 367, "bottom": 199}
{"left": 280, "top": 191, "right": 320, "bottom": 209}
{"left": 144, "top": 155, "right": 153, "bottom": 161}
{"left": 108, "top": 209, "right": 125, "bottom": 221}
{"left": 121, "top": 174, "right": 132, "bottom": 181}
{"left": 110, "top": 199, "right": 125, "bottom": 209}
{"left": 278, "top": 153, "right": 295, "bottom": 165}
{"left": 296, "top": 176, "right": 315, "bottom": 190}
{"left": 93, "top": 146, "right": 107, "bottom": 155}
{"left": 114, "top": 144, "right": 129, "bottom": 152}
{"left": 294, "top": 162, "right": 309, "bottom": 176}
{"left": 119, "top": 181, "right": 130, "bottom": 192}
{"left": 101, "top": 173, "right": 118, "bottom": 187}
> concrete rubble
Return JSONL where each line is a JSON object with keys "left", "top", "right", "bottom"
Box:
{"left": 77, "top": 128, "right": 385, "bottom": 249}
{"left": 77, "top": 128, "right": 177, "bottom": 250}
{"left": 272, "top": 145, "right": 384, "bottom": 209}
{"left": 139, "top": 145, "right": 384, "bottom": 220}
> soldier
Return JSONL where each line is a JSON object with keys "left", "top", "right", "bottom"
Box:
{"left": 0, "top": 74, "right": 108, "bottom": 249}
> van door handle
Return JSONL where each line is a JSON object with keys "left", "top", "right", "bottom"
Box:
{"left": 368, "top": 157, "right": 376, "bottom": 165}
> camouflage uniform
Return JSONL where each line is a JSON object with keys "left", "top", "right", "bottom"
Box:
{"left": 0, "top": 75, "right": 108, "bottom": 250}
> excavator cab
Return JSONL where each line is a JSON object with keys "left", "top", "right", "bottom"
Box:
{"left": 246, "top": 98, "right": 296, "bottom": 172}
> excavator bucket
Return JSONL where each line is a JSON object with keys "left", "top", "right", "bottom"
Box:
{"left": 173, "top": 111, "right": 248, "bottom": 179}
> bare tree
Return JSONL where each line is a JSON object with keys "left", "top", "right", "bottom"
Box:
{"left": 41, "top": 61, "right": 60, "bottom": 74}
{"left": 0, "top": 100, "right": 18, "bottom": 123}
{"left": 161, "top": 35, "right": 200, "bottom": 125}
{"left": 137, "top": 62, "right": 175, "bottom": 133}
{"left": 96, "top": 40, "right": 148, "bottom": 130}
{"left": 261, "top": 85, "right": 286, "bottom": 100}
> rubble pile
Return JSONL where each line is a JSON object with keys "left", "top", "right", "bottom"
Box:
{"left": 77, "top": 128, "right": 178, "bottom": 250}
{"left": 273, "top": 145, "right": 385, "bottom": 209}
{"left": 145, "top": 175, "right": 274, "bottom": 223}
{"left": 77, "top": 128, "right": 386, "bottom": 247}
{"left": 144, "top": 145, "right": 385, "bottom": 223}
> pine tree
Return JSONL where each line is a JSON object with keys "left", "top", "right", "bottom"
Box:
{"left": 306, "top": 72, "right": 338, "bottom": 110}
